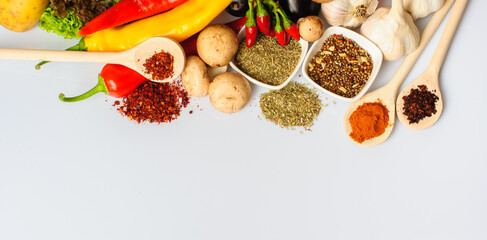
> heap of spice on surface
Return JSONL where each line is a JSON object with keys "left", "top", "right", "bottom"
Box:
{"left": 259, "top": 82, "right": 323, "bottom": 130}
{"left": 115, "top": 80, "right": 190, "bottom": 124}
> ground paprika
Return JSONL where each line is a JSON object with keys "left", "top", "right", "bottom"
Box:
{"left": 348, "top": 101, "right": 389, "bottom": 144}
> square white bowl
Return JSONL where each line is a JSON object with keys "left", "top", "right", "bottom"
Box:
{"left": 302, "top": 26, "right": 383, "bottom": 102}
{"left": 229, "top": 28, "right": 309, "bottom": 90}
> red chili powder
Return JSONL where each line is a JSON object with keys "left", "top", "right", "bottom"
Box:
{"left": 348, "top": 101, "right": 389, "bottom": 143}
{"left": 144, "top": 50, "right": 174, "bottom": 80}
{"left": 117, "top": 80, "right": 190, "bottom": 124}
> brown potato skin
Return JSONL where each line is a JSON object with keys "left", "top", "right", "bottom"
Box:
{"left": 196, "top": 24, "right": 239, "bottom": 68}
{"left": 209, "top": 72, "right": 251, "bottom": 114}
{"left": 0, "top": 0, "right": 49, "bottom": 32}
{"left": 181, "top": 56, "right": 210, "bottom": 97}
{"left": 298, "top": 16, "right": 325, "bottom": 42}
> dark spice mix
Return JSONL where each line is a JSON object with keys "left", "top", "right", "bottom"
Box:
{"left": 308, "top": 34, "right": 373, "bottom": 98}
{"left": 402, "top": 85, "right": 439, "bottom": 124}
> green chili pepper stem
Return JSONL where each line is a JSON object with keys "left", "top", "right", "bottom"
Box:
{"left": 59, "top": 75, "right": 109, "bottom": 103}
{"left": 263, "top": 0, "right": 292, "bottom": 26}
{"left": 274, "top": 12, "right": 283, "bottom": 32}
{"left": 246, "top": 0, "right": 257, "bottom": 27}
{"left": 36, "top": 38, "right": 88, "bottom": 70}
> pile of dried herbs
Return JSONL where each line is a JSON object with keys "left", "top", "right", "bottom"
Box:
{"left": 259, "top": 82, "right": 323, "bottom": 130}
{"left": 235, "top": 34, "right": 301, "bottom": 86}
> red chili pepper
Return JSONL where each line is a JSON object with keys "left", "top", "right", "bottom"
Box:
{"left": 256, "top": 0, "right": 270, "bottom": 35}
{"left": 78, "top": 0, "right": 189, "bottom": 36}
{"left": 58, "top": 64, "right": 147, "bottom": 102}
{"left": 245, "top": 0, "right": 258, "bottom": 48}
{"left": 180, "top": 17, "right": 247, "bottom": 56}
{"left": 269, "top": 15, "right": 276, "bottom": 37}
{"left": 264, "top": 0, "right": 300, "bottom": 41}
{"left": 274, "top": 12, "right": 287, "bottom": 46}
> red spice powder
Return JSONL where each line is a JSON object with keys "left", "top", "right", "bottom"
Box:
{"left": 117, "top": 80, "right": 190, "bottom": 124}
{"left": 349, "top": 101, "right": 389, "bottom": 143}
{"left": 144, "top": 50, "right": 174, "bottom": 80}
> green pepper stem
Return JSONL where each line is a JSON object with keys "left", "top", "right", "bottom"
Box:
{"left": 263, "top": 0, "right": 292, "bottom": 26}
{"left": 36, "top": 38, "right": 87, "bottom": 70}
{"left": 59, "top": 75, "right": 109, "bottom": 102}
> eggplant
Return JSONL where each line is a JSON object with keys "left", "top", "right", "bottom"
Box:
{"left": 279, "top": 0, "right": 321, "bottom": 23}
{"left": 226, "top": 0, "right": 249, "bottom": 17}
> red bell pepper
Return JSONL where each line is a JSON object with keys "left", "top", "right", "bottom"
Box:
{"left": 256, "top": 0, "right": 271, "bottom": 35}
{"left": 274, "top": 12, "right": 287, "bottom": 46}
{"left": 245, "top": 0, "right": 259, "bottom": 48}
{"left": 78, "top": 0, "right": 189, "bottom": 36}
{"left": 59, "top": 64, "right": 147, "bottom": 102}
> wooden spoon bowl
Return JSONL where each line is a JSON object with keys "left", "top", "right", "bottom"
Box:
{"left": 396, "top": 72, "right": 443, "bottom": 130}
{"left": 0, "top": 37, "right": 186, "bottom": 83}
{"left": 344, "top": 88, "right": 396, "bottom": 146}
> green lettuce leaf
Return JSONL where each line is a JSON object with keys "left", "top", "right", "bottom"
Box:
{"left": 39, "top": 6, "right": 83, "bottom": 39}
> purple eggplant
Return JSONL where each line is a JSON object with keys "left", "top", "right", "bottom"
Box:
{"left": 279, "top": 0, "right": 320, "bottom": 23}
{"left": 226, "top": 0, "right": 250, "bottom": 17}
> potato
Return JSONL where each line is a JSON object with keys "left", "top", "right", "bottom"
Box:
{"left": 197, "top": 24, "right": 239, "bottom": 68}
{"left": 0, "top": 0, "right": 49, "bottom": 32}
{"left": 298, "top": 16, "right": 325, "bottom": 42}
{"left": 181, "top": 56, "right": 211, "bottom": 97}
{"left": 209, "top": 72, "right": 251, "bottom": 114}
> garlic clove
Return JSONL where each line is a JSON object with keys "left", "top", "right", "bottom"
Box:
{"left": 403, "top": 0, "right": 445, "bottom": 19}
{"left": 406, "top": 0, "right": 445, "bottom": 19}
{"left": 321, "top": 0, "right": 379, "bottom": 29}
{"left": 360, "top": 0, "right": 420, "bottom": 61}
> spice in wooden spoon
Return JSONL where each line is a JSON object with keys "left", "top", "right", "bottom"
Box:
{"left": 396, "top": 0, "right": 468, "bottom": 130}
{"left": 343, "top": 0, "right": 454, "bottom": 146}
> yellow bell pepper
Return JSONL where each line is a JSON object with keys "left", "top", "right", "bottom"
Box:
{"left": 83, "top": 0, "right": 232, "bottom": 52}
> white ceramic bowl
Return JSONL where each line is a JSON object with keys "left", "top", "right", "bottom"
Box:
{"left": 229, "top": 28, "right": 309, "bottom": 90}
{"left": 302, "top": 26, "right": 383, "bottom": 102}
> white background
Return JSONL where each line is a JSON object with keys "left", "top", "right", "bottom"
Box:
{"left": 1, "top": 1, "right": 486, "bottom": 239}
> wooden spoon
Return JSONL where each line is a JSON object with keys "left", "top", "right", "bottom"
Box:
{"left": 396, "top": 0, "right": 468, "bottom": 130}
{"left": 0, "top": 37, "right": 185, "bottom": 83}
{"left": 343, "top": 0, "right": 454, "bottom": 146}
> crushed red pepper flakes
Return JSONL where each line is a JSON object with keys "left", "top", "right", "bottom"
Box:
{"left": 117, "top": 80, "right": 190, "bottom": 124}
{"left": 402, "top": 85, "right": 439, "bottom": 124}
{"left": 143, "top": 50, "right": 175, "bottom": 80}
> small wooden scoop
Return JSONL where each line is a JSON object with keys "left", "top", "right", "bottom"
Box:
{"left": 343, "top": 0, "right": 454, "bottom": 146}
{"left": 396, "top": 0, "right": 468, "bottom": 130}
{"left": 0, "top": 37, "right": 185, "bottom": 83}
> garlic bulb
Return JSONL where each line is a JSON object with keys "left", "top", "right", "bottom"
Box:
{"left": 403, "top": 0, "right": 445, "bottom": 19}
{"left": 321, "top": 0, "right": 379, "bottom": 29}
{"left": 360, "top": 0, "right": 420, "bottom": 61}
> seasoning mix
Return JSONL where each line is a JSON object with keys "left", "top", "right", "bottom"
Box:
{"left": 235, "top": 33, "right": 301, "bottom": 86}
{"left": 348, "top": 100, "right": 389, "bottom": 143}
{"left": 402, "top": 85, "right": 439, "bottom": 124}
{"left": 308, "top": 34, "right": 373, "bottom": 98}
{"left": 116, "top": 80, "right": 189, "bottom": 124}
{"left": 259, "top": 82, "right": 322, "bottom": 129}
{"left": 143, "top": 50, "right": 175, "bottom": 81}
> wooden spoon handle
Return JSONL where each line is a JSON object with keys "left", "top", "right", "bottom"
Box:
{"left": 428, "top": 0, "right": 468, "bottom": 73}
{"left": 0, "top": 48, "right": 120, "bottom": 64}
{"left": 385, "top": 0, "right": 455, "bottom": 93}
